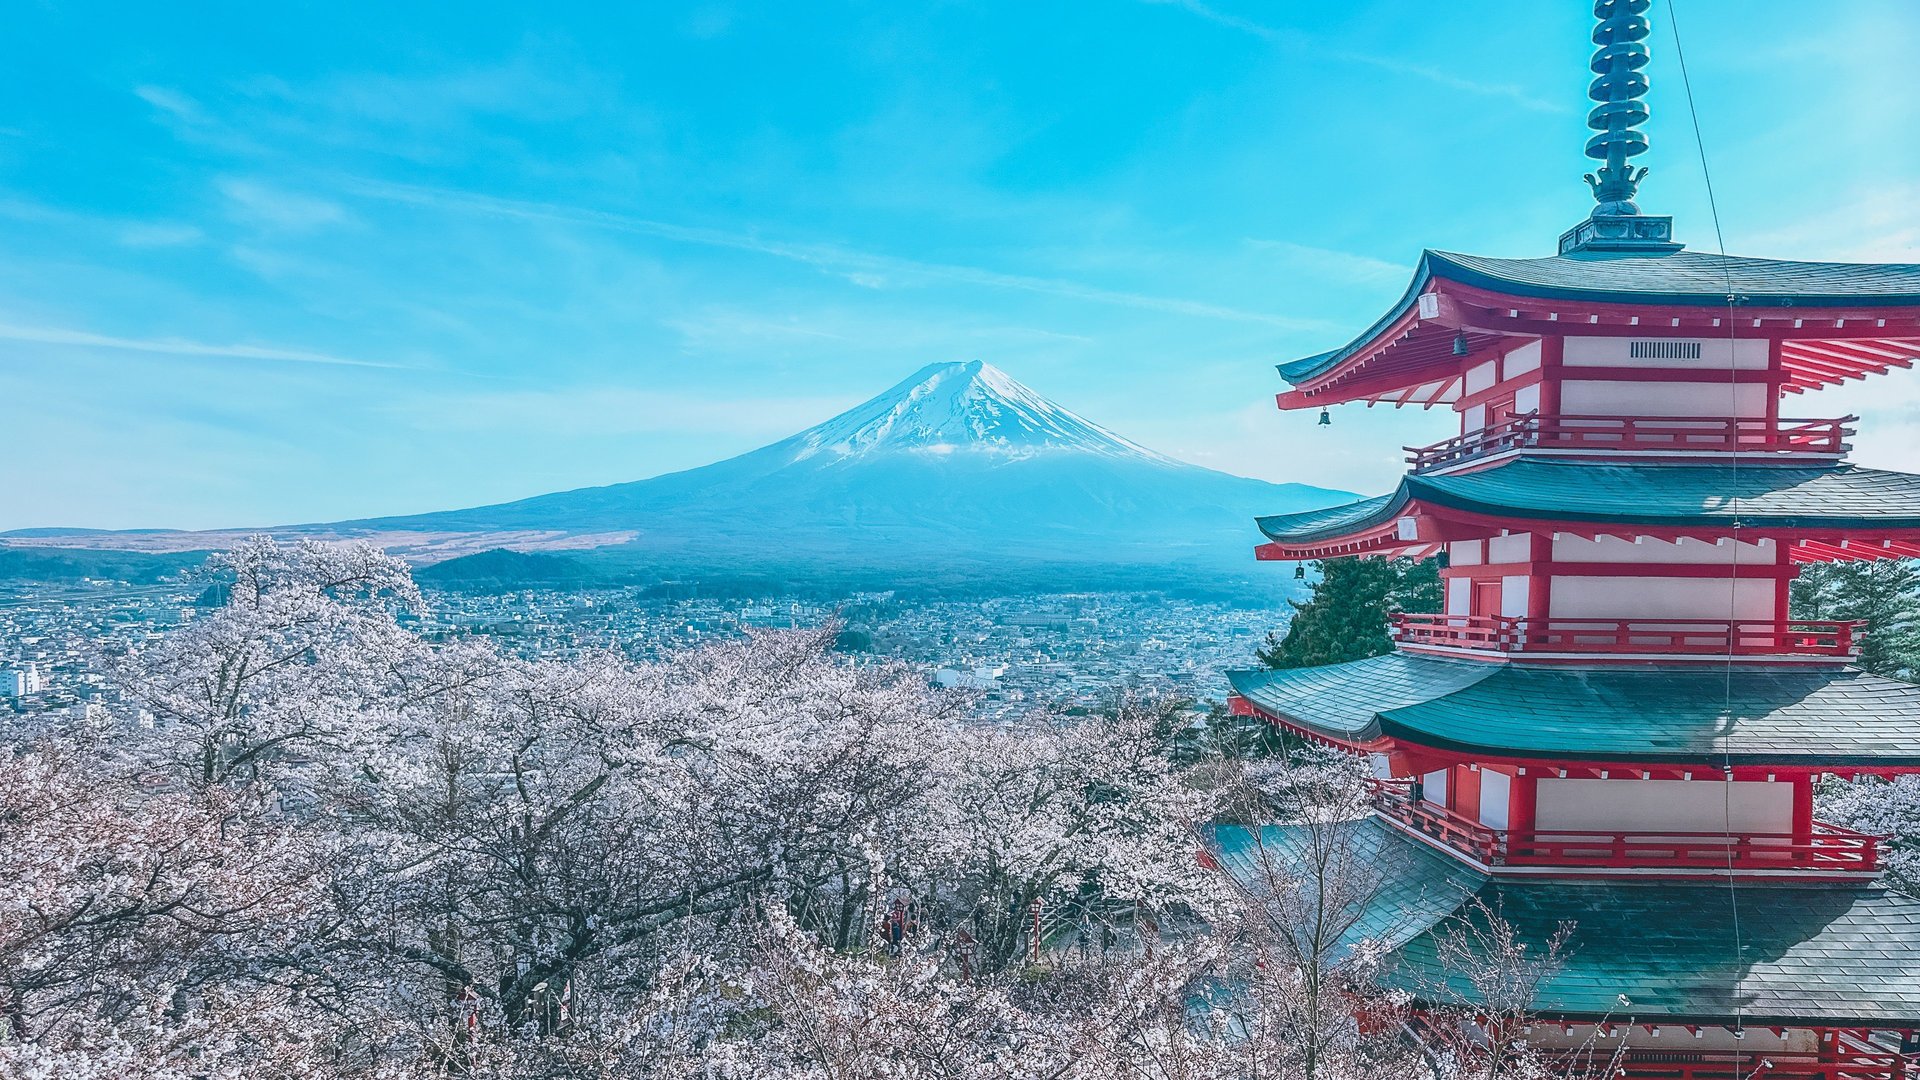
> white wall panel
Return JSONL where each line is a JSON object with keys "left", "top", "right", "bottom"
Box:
{"left": 1548, "top": 576, "right": 1774, "bottom": 620}
{"left": 1480, "top": 770, "right": 1511, "bottom": 831}
{"left": 1446, "top": 578, "right": 1471, "bottom": 615}
{"left": 1502, "top": 341, "right": 1542, "bottom": 378}
{"left": 1562, "top": 336, "right": 1768, "bottom": 370}
{"left": 1559, "top": 379, "right": 1766, "bottom": 418}
{"left": 1465, "top": 360, "right": 1498, "bottom": 395}
{"left": 1534, "top": 778, "right": 1792, "bottom": 834}
{"left": 1487, "top": 533, "right": 1532, "bottom": 564}
{"left": 1551, "top": 535, "right": 1776, "bottom": 565}
{"left": 1500, "top": 576, "right": 1530, "bottom": 618}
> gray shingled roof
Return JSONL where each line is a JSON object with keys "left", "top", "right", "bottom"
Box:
{"left": 1255, "top": 460, "right": 1920, "bottom": 545}
{"left": 1227, "top": 654, "right": 1920, "bottom": 765}
{"left": 1209, "top": 818, "right": 1920, "bottom": 1025}
{"left": 1278, "top": 248, "right": 1920, "bottom": 386}
{"left": 1431, "top": 249, "right": 1920, "bottom": 307}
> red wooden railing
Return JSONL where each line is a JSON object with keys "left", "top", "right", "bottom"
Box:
{"left": 1407, "top": 1016, "right": 1915, "bottom": 1080}
{"left": 1575, "top": 1049, "right": 1907, "bottom": 1080}
{"left": 1406, "top": 414, "right": 1856, "bottom": 471}
{"left": 1371, "top": 781, "right": 1504, "bottom": 862}
{"left": 1393, "top": 613, "right": 1866, "bottom": 658}
{"left": 1371, "top": 781, "right": 1881, "bottom": 873}
{"left": 1504, "top": 822, "right": 1880, "bottom": 872}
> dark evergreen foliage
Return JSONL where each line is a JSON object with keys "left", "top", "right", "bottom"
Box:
{"left": 1792, "top": 559, "right": 1920, "bottom": 680}
{"left": 1256, "top": 557, "right": 1442, "bottom": 670}
{"left": 1169, "top": 700, "right": 1292, "bottom": 764}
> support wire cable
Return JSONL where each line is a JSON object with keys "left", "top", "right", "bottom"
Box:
{"left": 1665, "top": 0, "right": 1749, "bottom": 1052}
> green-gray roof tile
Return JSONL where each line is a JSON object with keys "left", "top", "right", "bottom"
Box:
{"left": 1431, "top": 249, "right": 1920, "bottom": 307}
{"left": 1228, "top": 654, "right": 1920, "bottom": 765}
{"left": 1279, "top": 249, "right": 1920, "bottom": 386}
{"left": 1256, "top": 460, "right": 1920, "bottom": 544}
{"left": 1208, "top": 818, "right": 1920, "bottom": 1025}
{"left": 1400, "top": 877, "right": 1920, "bottom": 1025}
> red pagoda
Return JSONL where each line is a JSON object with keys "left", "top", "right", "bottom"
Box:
{"left": 1219, "top": 2, "right": 1920, "bottom": 1075}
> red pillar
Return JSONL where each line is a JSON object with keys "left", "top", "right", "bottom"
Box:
{"left": 1792, "top": 773, "right": 1815, "bottom": 845}
{"left": 1537, "top": 335, "right": 1564, "bottom": 419}
{"left": 1511, "top": 769, "right": 1539, "bottom": 838}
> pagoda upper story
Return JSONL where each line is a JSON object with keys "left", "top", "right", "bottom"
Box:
{"left": 1257, "top": 247, "right": 1920, "bottom": 667}
{"left": 1279, "top": 248, "right": 1920, "bottom": 471}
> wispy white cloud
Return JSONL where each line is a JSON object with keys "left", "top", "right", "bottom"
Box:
{"left": 0, "top": 321, "right": 405, "bottom": 369}
{"left": 1741, "top": 182, "right": 1920, "bottom": 263}
{"left": 401, "top": 385, "right": 856, "bottom": 441}
{"left": 118, "top": 222, "right": 204, "bottom": 248}
{"left": 1243, "top": 238, "right": 1407, "bottom": 285}
{"left": 133, "top": 84, "right": 211, "bottom": 124}
{"left": 1141, "top": 0, "right": 1564, "bottom": 114}
{"left": 218, "top": 178, "right": 353, "bottom": 232}
{"left": 663, "top": 307, "right": 1098, "bottom": 353}
{"left": 336, "top": 178, "right": 1326, "bottom": 330}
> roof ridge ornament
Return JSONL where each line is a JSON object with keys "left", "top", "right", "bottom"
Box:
{"left": 1559, "top": 0, "right": 1683, "bottom": 256}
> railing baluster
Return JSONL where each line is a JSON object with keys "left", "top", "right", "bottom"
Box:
{"left": 1408, "top": 415, "right": 1849, "bottom": 471}
{"left": 1375, "top": 777, "right": 1884, "bottom": 873}
{"left": 1393, "top": 614, "right": 1866, "bottom": 658}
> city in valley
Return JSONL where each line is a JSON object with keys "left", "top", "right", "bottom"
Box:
{"left": 0, "top": 576, "right": 1277, "bottom": 727}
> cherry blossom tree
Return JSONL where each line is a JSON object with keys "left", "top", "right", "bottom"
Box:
{"left": 121, "top": 536, "right": 443, "bottom": 790}
{"left": 4, "top": 540, "right": 1512, "bottom": 1078}
{"left": 920, "top": 698, "right": 1226, "bottom": 974}
{"left": 1818, "top": 773, "right": 1920, "bottom": 895}
{"left": 0, "top": 741, "right": 326, "bottom": 1075}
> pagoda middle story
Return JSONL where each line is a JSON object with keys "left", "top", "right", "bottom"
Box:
{"left": 1213, "top": 5, "right": 1920, "bottom": 1074}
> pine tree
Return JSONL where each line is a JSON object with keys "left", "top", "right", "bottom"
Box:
{"left": 1791, "top": 559, "right": 1920, "bottom": 679}
{"left": 1256, "top": 556, "right": 1443, "bottom": 670}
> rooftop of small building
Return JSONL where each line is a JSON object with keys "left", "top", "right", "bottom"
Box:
{"left": 1226, "top": 653, "right": 1920, "bottom": 766}
{"left": 1208, "top": 817, "right": 1920, "bottom": 1025}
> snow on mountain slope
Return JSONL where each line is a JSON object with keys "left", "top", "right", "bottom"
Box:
{"left": 339, "top": 361, "right": 1353, "bottom": 570}
{"left": 5, "top": 362, "right": 1353, "bottom": 576}
{"left": 782, "top": 361, "right": 1178, "bottom": 464}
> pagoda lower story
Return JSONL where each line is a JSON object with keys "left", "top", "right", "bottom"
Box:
{"left": 1216, "top": 651, "right": 1920, "bottom": 1075}
{"left": 1210, "top": 815, "right": 1920, "bottom": 1079}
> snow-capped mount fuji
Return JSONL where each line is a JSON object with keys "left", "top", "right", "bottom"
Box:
{"left": 347, "top": 360, "right": 1351, "bottom": 577}
{"left": 785, "top": 361, "right": 1178, "bottom": 465}
{"left": 0, "top": 362, "right": 1352, "bottom": 587}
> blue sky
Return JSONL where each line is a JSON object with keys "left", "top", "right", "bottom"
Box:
{"left": 3, "top": 0, "right": 1918, "bottom": 530}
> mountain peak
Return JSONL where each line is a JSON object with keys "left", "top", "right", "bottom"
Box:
{"left": 784, "top": 361, "right": 1177, "bottom": 465}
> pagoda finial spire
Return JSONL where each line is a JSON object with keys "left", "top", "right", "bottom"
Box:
{"left": 1558, "top": 0, "right": 1681, "bottom": 253}
{"left": 1583, "top": 0, "right": 1653, "bottom": 215}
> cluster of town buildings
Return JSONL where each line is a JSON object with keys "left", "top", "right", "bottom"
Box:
{"left": 0, "top": 578, "right": 1277, "bottom": 725}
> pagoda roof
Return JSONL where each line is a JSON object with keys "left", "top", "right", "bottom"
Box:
{"left": 1226, "top": 653, "right": 1920, "bottom": 766}
{"left": 1255, "top": 459, "right": 1920, "bottom": 551}
{"left": 1209, "top": 818, "right": 1920, "bottom": 1025}
{"left": 1433, "top": 249, "right": 1920, "bottom": 308}
{"left": 1276, "top": 249, "right": 1920, "bottom": 406}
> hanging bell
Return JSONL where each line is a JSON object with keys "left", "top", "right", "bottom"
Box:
{"left": 1317, "top": 407, "right": 1331, "bottom": 426}
{"left": 1452, "top": 331, "right": 1471, "bottom": 357}
{"left": 1293, "top": 562, "right": 1307, "bottom": 580}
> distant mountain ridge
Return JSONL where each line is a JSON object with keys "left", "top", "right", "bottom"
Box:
{"left": 2, "top": 362, "right": 1353, "bottom": 586}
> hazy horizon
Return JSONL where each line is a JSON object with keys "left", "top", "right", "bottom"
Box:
{"left": 5, "top": 1, "right": 1919, "bottom": 530}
